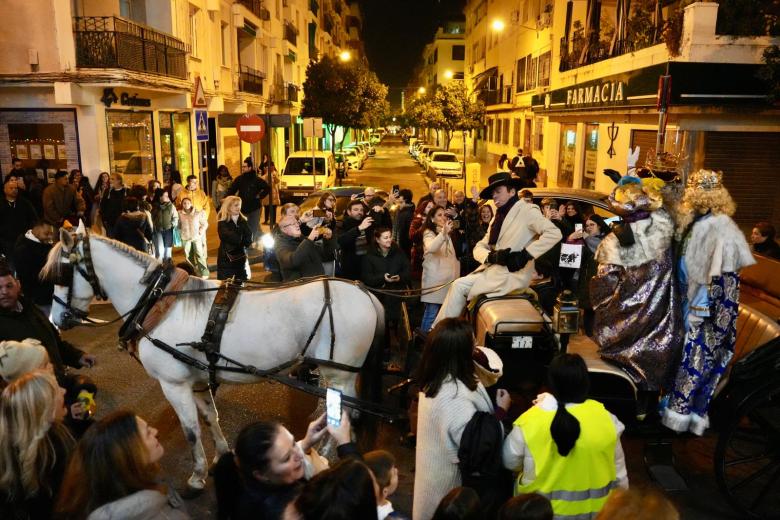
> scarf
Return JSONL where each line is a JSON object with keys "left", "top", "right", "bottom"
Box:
{"left": 488, "top": 195, "right": 519, "bottom": 245}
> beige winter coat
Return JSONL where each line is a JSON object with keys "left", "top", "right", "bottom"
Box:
{"left": 179, "top": 208, "right": 208, "bottom": 242}
{"left": 421, "top": 228, "right": 461, "bottom": 304}
{"left": 468, "top": 200, "right": 562, "bottom": 300}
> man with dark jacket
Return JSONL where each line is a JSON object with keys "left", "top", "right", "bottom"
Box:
{"left": 275, "top": 215, "right": 336, "bottom": 281}
{"left": 227, "top": 157, "right": 270, "bottom": 247}
{"left": 0, "top": 264, "right": 95, "bottom": 379}
{"left": 338, "top": 200, "right": 373, "bottom": 280}
{"left": 99, "top": 174, "right": 127, "bottom": 237}
{"left": 42, "top": 170, "right": 85, "bottom": 228}
{"left": 13, "top": 220, "right": 55, "bottom": 315}
{"left": 393, "top": 189, "right": 416, "bottom": 257}
{"left": 1, "top": 174, "right": 38, "bottom": 270}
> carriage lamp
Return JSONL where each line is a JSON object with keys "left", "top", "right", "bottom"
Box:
{"left": 553, "top": 290, "right": 580, "bottom": 352}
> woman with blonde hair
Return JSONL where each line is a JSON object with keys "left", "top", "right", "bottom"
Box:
{"left": 0, "top": 370, "right": 73, "bottom": 519}
{"left": 217, "top": 195, "right": 252, "bottom": 280}
{"left": 55, "top": 410, "right": 188, "bottom": 519}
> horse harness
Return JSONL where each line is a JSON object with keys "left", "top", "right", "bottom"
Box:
{"left": 52, "top": 230, "right": 108, "bottom": 325}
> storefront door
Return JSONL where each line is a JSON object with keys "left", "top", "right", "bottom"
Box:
{"left": 106, "top": 110, "right": 156, "bottom": 186}
{"left": 558, "top": 124, "right": 576, "bottom": 187}
{"left": 159, "top": 112, "right": 193, "bottom": 184}
{"left": 583, "top": 123, "right": 598, "bottom": 189}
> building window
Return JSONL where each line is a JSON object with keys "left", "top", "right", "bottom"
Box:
{"left": 221, "top": 23, "right": 230, "bottom": 66}
{"left": 433, "top": 48, "right": 438, "bottom": 63}
{"left": 452, "top": 45, "right": 465, "bottom": 61}
{"left": 516, "top": 57, "right": 526, "bottom": 92}
{"left": 513, "top": 118, "right": 521, "bottom": 147}
{"left": 538, "top": 51, "right": 551, "bottom": 87}
{"left": 534, "top": 117, "right": 544, "bottom": 151}
{"left": 453, "top": 72, "right": 464, "bottom": 80}
{"left": 486, "top": 119, "right": 494, "bottom": 143}
{"left": 189, "top": 4, "right": 200, "bottom": 58}
{"left": 106, "top": 110, "right": 156, "bottom": 184}
{"left": 494, "top": 118, "right": 501, "bottom": 144}
{"left": 502, "top": 119, "right": 510, "bottom": 145}
{"left": 526, "top": 55, "right": 538, "bottom": 90}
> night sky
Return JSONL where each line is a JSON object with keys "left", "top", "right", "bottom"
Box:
{"left": 359, "top": 0, "right": 466, "bottom": 107}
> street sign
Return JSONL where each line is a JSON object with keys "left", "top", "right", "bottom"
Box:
{"left": 195, "top": 109, "right": 209, "bottom": 142}
{"left": 236, "top": 114, "right": 266, "bottom": 143}
{"left": 193, "top": 77, "right": 207, "bottom": 108}
{"left": 303, "top": 117, "right": 324, "bottom": 138}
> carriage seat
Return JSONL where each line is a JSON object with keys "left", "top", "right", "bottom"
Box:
{"left": 733, "top": 303, "right": 780, "bottom": 364}
{"left": 472, "top": 293, "right": 549, "bottom": 347}
{"left": 740, "top": 255, "right": 780, "bottom": 323}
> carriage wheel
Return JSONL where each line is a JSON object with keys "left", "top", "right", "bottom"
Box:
{"left": 714, "top": 385, "right": 780, "bottom": 519}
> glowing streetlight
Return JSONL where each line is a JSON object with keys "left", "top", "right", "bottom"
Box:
{"left": 444, "top": 69, "right": 454, "bottom": 79}
{"left": 339, "top": 50, "right": 352, "bottom": 62}
{"left": 491, "top": 19, "right": 505, "bottom": 32}
{"left": 417, "top": 86, "right": 426, "bottom": 95}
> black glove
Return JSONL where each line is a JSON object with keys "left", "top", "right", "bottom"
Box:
{"left": 612, "top": 223, "right": 635, "bottom": 247}
{"left": 506, "top": 249, "right": 532, "bottom": 272}
{"left": 486, "top": 248, "right": 511, "bottom": 266}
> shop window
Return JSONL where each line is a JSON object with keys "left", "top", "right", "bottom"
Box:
{"left": 558, "top": 124, "right": 576, "bottom": 188}
{"left": 502, "top": 119, "right": 510, "bottom": 145}
{"left": 8, "top": 123, "right": 66, "bottom": 183}
{"left": 106, "top": 110, "right": 156, "bottom": 186}
{"left": 583, "top": 124, "right": 598, "bottom": 189}
{"left": 513, "top": 118, "right": 521, "bottom": 147}
{"left": 534, "top": 117, "right": 544, "bottom": 151}
{"left": 159, "top": 113, "right": 193, "bottom": 184}
{"left": 486, "top": 119, "right": 494, "bottom": 143}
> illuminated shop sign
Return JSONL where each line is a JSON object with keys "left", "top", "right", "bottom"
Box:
{"left": 101, "top": 88, "right": 152, "bottom": 108}
{"left": 565, "top": 81, "right": 625, "bottom": 107}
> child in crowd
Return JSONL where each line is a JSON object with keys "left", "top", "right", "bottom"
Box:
{"left": 364, "top": 450, "right": 406, "bottom": 520}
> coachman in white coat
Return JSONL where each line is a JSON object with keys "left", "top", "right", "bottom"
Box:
{"left": 434, "top": 172, "right": 562, "bottom": 324}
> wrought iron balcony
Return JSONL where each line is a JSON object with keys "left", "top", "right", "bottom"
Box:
{"left": 309, "top": 0, "right": 319, "bottom": 16}
{"left": 238, "top": 65, "right": 265, "bottom": 95}
{"left": 237, "top": 0, "right": 270, "bottom": 21}
{"left": 478, "top": 89, "right": 499, "bottom": 106}
{"left": 284, "top": 21, "right": 298, "bottom": 46}
{"left": 272, "top": 82, "right": 299, "bottom": 104}
{"left": 559, "top": 30, "right": 661, "bottom": 72}
{"left": 73, "top": 16, "right": 187, "bottom": 79}
{"left": 288, "top": 83, "right": 299, "bottom": 102}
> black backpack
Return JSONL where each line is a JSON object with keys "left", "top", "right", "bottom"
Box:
{"left": 458, "top": 411, "right": 513, "bottom": 516}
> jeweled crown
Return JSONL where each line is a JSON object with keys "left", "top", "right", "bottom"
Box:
{"left": 687, "top": 169, "right": 722, "bottom": 191}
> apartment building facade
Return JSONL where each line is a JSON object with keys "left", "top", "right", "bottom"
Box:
{"left": 463, "top": 0, "right": 780, "bottom": 229}
{"left": 0, "top": 0, "right": 362, "bottom": 189}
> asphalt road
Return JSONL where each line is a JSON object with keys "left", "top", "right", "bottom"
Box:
{"left": 60, "top": 137, "right": 742, "bottom": 519}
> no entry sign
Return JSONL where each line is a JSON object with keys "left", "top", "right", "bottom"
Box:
{"left": 236, "top": 114, "right": 266, "bottom": 143}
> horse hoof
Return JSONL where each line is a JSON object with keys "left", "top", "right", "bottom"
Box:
{"left": 180, "top": 485, "right": 205, "bottom": 500}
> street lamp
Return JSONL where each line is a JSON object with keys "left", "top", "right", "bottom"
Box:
{"left": 417, "top": 86, "right": 426, "bottom": 95}
{"left": 491, "top": 19, "right": 505, "bottom": 32}
{"left": 339, "top": 50, "right": 352, "bottom": 62}
{"left": 444, "top": 69, "right": 454, "bottom": 80}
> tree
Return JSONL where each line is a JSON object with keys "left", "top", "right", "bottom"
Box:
{"left": 406, "top": 94, "right": 445, "bottom": 145}
{"left": 302, "top": 56, "right": 389, "bottom": 152}
{"left": 434, "top": 82, "right": 485, "bottom": 151}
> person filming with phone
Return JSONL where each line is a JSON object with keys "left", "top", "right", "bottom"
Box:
{"left": 214, "top": 410, "right": 355, "bottom": 520}
{"left": 275, "top": 215, "right": 337, "bottom": 282}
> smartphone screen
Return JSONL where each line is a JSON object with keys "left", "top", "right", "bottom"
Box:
{"left": 392, "top": 184, "right": 400, "bottom": 194}
{"left": 326, "top": 388, "right": 342, "bottom": 427}
{"left": 574, "top": 223, "right": 583, "bottom": 232}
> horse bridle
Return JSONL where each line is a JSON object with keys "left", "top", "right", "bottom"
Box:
{"left": 52, "top": 231, "right": 108, "bottom": 327}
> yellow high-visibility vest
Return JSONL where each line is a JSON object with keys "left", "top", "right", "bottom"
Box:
{"left": 514, "top": 399, "right": 618, "bottom": 519}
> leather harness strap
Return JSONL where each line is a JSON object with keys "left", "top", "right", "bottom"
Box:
{"left": 302, "top": 278, "right": 336, "bottom": 361}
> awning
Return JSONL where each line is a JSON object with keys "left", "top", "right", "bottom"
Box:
{"left": 473, "top": 66, "right": 498, "bottom": 91}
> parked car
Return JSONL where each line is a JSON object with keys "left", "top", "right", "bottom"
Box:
{"left": 416, "top": 145, "right": 434, "bottom": 164}
{"left": 334, "top": 152, "right": 351, "bottom": 180}
{"left": 370, "top": 133, "right": 382, "bottom": 144}
{"left": 427, "top": 152, "right": 463, "bottom": 178}
{"left": 349, "top": 143, "right": 369, "bottom": 162}
{"left": 358, "top": 141, "right": 376, "bottom": 156}
{"left": 421, "top": 147, "right": 443, "bottom": 171}
{"left": 279, "top": 150, "right": 337, "bottom": 202}
{"left": 339, "top": 148, "right": 362, "bottom": 170}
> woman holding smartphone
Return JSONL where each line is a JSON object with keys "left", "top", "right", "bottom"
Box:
{"left": 420, "top": 207, "right": 461, "bottom": 332}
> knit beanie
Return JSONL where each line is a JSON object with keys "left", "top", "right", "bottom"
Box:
{"left": 0, "top": 339, "right": 48, "bottom": 382}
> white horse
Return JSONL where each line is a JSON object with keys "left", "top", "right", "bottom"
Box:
{"left": 44, "top": 229, "right": 384, "bottom": 490}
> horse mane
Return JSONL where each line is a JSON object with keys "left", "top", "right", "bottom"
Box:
{"left": 40, "top": 234, "right": 159, "bottom": 282}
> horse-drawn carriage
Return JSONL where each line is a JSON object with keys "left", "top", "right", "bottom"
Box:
{"left": 47, "top": 209, "right": 779, "bottom": 518}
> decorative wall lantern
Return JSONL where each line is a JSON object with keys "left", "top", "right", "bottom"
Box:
{"left": 553, "top": 290, "right": 580, "bottom": 351}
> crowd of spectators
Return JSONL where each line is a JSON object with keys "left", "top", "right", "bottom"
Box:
{"left": 0, "top": 157, "right": 697, "bottom": 520}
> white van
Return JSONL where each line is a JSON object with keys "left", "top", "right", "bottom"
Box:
{"left": 280, "top": 151, "right": 336, "bottom": 202}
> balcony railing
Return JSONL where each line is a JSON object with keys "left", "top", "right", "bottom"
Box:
{"left": 284, "top": 21, "right": 298, "bottom": 45}
{"left": 73, "top": 16, "right": 187, "bottom": 79}
{"left": 559, "top": 30, "right": 661, "bottom": 72}
{"left": 238, "top": 64, "right": 265, "bottom": 95}
{"left": 478, "top": 89, "right": 499, "bottom": 106}
{"left": 237, "top": 0, "right": 270, "bottom": 20}
{"left": 501, "top": 85, "right": 512, "bottom": 104}
{"left": 272, "top": 82, "right": 299, "bottom": 104}
{"left": 309, "top": 0, "right": 319, "bottom": 16}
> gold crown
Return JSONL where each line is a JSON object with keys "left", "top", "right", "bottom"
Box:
{"left": 687, "top": 169, "right": 722, "bottom": 191}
